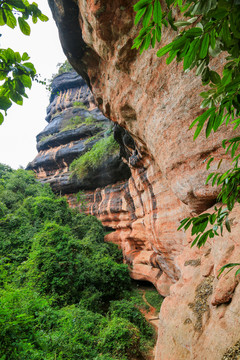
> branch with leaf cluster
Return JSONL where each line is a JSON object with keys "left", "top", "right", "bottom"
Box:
{"left": 133, "top": 0, "right": 240, "bottom": 276}
{"left": 0, "top": 0, "right": 48, "bottom": 124}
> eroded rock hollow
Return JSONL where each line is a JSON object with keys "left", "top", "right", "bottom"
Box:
{"left": 31, "top": 1, "right": 240, "bottom": 358}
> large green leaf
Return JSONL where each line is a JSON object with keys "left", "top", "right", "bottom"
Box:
{"left": 5, "top": 0, "right": 26, "bottom": 10}
{"left": 142, "top": 4, "right": 153, "bottom": 27}
{"left": 15, "top": 79, "right": 25, "bottom": 95}
{"left": 156, "top": 43, "right": 172, "bottom": 57}
{"left": 18, "top": 17, "right": 31, "bottom": 35}
{"left": 10, "top": 91, "right": 23, "bottom": 105}
{"left": 134, "top": 7, "right": 146, "bottom": 25}
{"left": 5, "top": 9, "right": 17, "bottom": 29}
{"left": 185, "top": 28, "right": 203, "bottom": 37}
{"left": 153, "top": 0, "right": 162, "bottom": 26}
{"left": 38, "top": 13, "right": 48, "bottom": 22}
{"left": 0, "top": 96, "right": 12, "bottom": 111}
{"left": 134, "top": 0, "right": 152, "bottom": 12}
{"left": 209, "top": 70, "right": 221, "bottom": 84}
{"left": 0, "top": 112, "right": 4, "bottom": 125}
{"left": 0, "top": 9, "right": 7, "bottom": 26}
{"left": 22, "top": 62, "right": 36, "bottom": 74}
{"left": 19, "top": 74, "right": 32, "bottom": 89}
{"left": 21, "top": 52, "right": 30, "bottom": 61}
{"left": 190, "top": 107, "right": 215, "bottom": 131}
{"left": 156, "top": 24, "right": 161, "bottom": 42}
{"left": 4, "top": 48, "right": 15, "bottom": 62}
{"left": 199, "top": 33, "right": 210, "bottom": 59}
{"left": 183, "top": 38, "right": 200, "bottom": 70}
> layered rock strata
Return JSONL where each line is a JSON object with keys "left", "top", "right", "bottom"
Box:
{"left": 45, "top": 1, "right": 240, "bottom": 359}
{"left": 27, "top": 72, "right": 130, "bottom": 193}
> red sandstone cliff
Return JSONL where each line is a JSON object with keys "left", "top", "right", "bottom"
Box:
{"left": 45, "top": 1, "right": 240, "bottom": 359}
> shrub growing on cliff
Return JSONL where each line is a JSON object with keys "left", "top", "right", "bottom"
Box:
{"left": 54, "top": 60, "right": 73, "bottom": 76}
{"left": 60, "top": 115, "right": 84, "bottom": 132}
{"left": 73, "top": 101, "right": 88, "bottom": 109}
{"left": 60, "top": 115, "right": 97, "bottom": 132}
{"left": 70, "top": 134, "right": 119, "bottom": 179}
{"left": 133, "top": 0, "right": 240, "bottom": 274}
{"left": 48, "top": 60, "right": 74, "bottom": 87}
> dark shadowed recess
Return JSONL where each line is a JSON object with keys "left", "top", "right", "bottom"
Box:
{"left": 48, "top": 0, "right": 99, "bottom": 88}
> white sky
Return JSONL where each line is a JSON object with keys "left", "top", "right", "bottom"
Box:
{"left": 0, "top": 2, "right": 66, "bottom": 169}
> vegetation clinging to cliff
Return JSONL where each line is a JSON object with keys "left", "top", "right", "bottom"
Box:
{"left": 49, "top": 60, "right": 74, "bottom": 86}
{"left": 70, "top": 134, "right": 119, "bottom": 179}
{"left": 0, "top": 165, "right": 154, "bottom": 359}
{"left": 134, "top": 0, "right": 240, "bottom": 274}
{"left": 60, "top": 115, "right": 96, "bottom": 132}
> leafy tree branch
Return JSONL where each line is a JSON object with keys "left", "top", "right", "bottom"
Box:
{"left": 0, "top": 0, "right": 48, "bottom": 124}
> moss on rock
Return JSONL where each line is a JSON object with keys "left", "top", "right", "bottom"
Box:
{"left": 184, "top": 258, "right": 201, "bottom": 267}
{"left": 70, "top": 134, "right": 119, "bottom": 179}
{"left": 221, "top": 340, "right": 240, "bottom": 360}
{"left": 188, "top": 276, "right": 214, "bottom": 332}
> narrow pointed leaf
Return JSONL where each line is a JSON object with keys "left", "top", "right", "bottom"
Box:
{"left": 153, "top": 0, "right": 162, "bottom": 26}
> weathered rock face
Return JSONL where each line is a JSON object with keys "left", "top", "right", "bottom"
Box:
{"left": 27, "top": 72, "right": 130, "bottom": 193}
{"left": 46, "top": 1, "right": 240, "bottom": 359}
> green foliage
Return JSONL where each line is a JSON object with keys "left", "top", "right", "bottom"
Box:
{"left": 84, "top": 130, "right": 104, "bottom": 145}
{"left": 124, "top": 285, "right": 150, "bottom": 311}
{"left": 55, "top": 60, "right": 73, "bottom": 75}
{"left": 133, "top": 0, "right": 240, "bottom": 275}
{"left": 0, "top": 165, "right": 153, "bottom": 359}
{"left": 59, "top": 115, "right": 95, "bottom": 132}
{"left": 73, "top": 101, "right": 88, "bottom": 109}
{"left": 0, "top": 287, "right": 51, "bottom": 359}
{"left": 109, "top": 299, "right": 153, "bottom": 337}
{"left": 60, "top": 115, "right": 83, "bottom": 132}
{"left": 145, "top": 288, "right": 164, "bottom": 312}
{"left": 70, "top": 134, "right": 119, "bottom": 179}
{"left": 46, "top": 306, "right": 106, "bottom": 360}
{"left": 0, "top": 287, "right": 106, "bottom": 360}
{"left": 217, "top": 262, "right": 240, "bottom": 278}
{"left": 76, "top": 190, "right": 87, "bottom": 212}
{"left": 85, "top": 115, "right": 95, "bottom": 124}
{"left": 0, "top": 1, "right": 48, "bottom": 124}
{"left": 0, "top": 163, "right": 12, "bottom": 178}
{"left": 39, "top": 134, "right": 54, "bottom": 142}
{"left": 178, "top": 206, "right": 230, "bottom": 248}
{"left": 97, "top": 317, "right": 141, "bottom": 359}
{"left": 21, "top": 221, "right": 131, "bottom": 306}
{"left": 48, "top": 60, "right": 74, "bottom": 87}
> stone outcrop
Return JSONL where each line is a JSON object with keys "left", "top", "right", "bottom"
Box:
{"left": 27, "top": 71, "right": 130, "bottom": 193}
{"left": 43, "top": 1, "right": 240, "bottom": 359}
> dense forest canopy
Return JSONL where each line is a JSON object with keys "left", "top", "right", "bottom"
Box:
{"left": 0, "top": 165, "right": 163, "bottom": 359}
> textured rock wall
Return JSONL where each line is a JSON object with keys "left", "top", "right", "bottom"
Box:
{"left": 27, "top": 71, "right": 130, "bottom": 193}
{"left": 67, "top": 154, "right": 187, "bottom": 296}
{"left": 47, "top": 1, "right": 240, "bottom": 359}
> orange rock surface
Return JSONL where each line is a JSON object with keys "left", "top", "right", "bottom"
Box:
{"left": 47, "top": 1, "right": 240, "bottom": 358}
